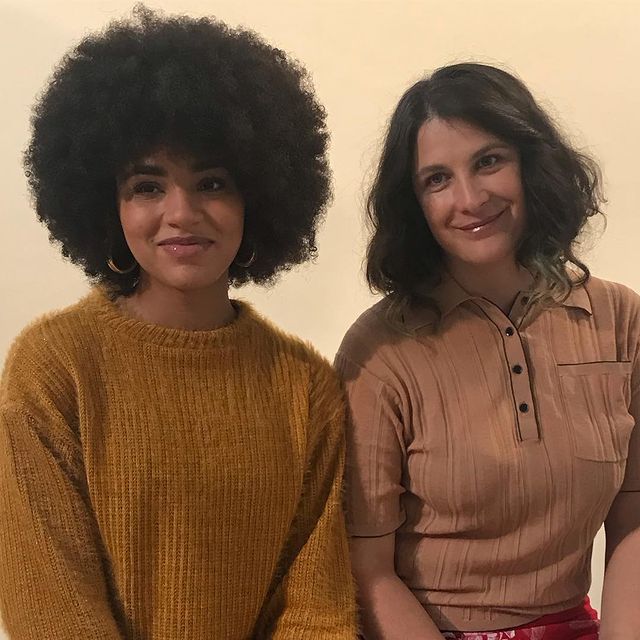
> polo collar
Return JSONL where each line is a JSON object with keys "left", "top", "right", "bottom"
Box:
{"left": 401, "top": 273, "right": 592, "bottom": 331}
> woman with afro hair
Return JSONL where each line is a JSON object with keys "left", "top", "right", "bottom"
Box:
{"left": 0, "top": 6, "right": 356, "bottom": 639}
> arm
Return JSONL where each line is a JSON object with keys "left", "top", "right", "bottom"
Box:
{"left": 256, "top": 363, "right": 357, "bottom": 639}
{"left": 352, "top": 534, "right": 444, "bottom": 640}
{"left": 0, "top": 332, "right": 124, "bottom": 639}
{"left": 600, "top": 295, "right": 640, "bottom": 640}
{"left": 335, "top": 350, "right": 443, "bottom": 638}
{"left": 600, "top": 492, "right": 640, "bottom": 640}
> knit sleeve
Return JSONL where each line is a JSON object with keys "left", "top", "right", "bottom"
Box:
{"left": 0, "top": 329, "right": 124, "bottom": 639}
{"left": 256, "top": 360, "right": 357, "bottom": 639}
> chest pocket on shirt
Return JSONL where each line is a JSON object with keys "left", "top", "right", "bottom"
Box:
{"left": 558, "top": 361, "right": 634, "bottom": 462}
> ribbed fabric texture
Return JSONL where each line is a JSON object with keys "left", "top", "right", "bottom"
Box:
{"left": 336, "top": 274, "right": 640, "bottom": 632}
{"left": 0, "top": 289, "right": 356, "bottom": 640}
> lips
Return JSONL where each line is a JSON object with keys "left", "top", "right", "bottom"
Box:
{"left": 456, "top": 208, "right": 506, "bottom": 232}
{"left": 157, "top": 236, "right": 212, "bottom": 246}
{"left": 157, "top": 235, "right": 214, "bottom": 258}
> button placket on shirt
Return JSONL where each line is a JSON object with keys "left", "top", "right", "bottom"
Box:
{"left": 476, "top": 293, "right": 539, "bottom": 442}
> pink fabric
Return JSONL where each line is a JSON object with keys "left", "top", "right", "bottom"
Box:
{"left": 441, "top": 599, "right": 599, "bottom": 639}
{"left": 442, "top": 623, "right": 598, "bottom": 639}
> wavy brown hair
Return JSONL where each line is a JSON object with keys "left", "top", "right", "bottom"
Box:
{"left": 366, "top": 63, "right": 604, "bottom": 316}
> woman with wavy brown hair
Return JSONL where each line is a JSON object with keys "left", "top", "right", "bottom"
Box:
{"left": 336, "top": 63, "right": 640, "bottom": 639}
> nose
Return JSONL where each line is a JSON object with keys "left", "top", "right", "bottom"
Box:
{"left": 452, "top": 174, "right": 489, "bottom": 214}
{"left": 164, "top": 187, "right": 204, "bottom": 227}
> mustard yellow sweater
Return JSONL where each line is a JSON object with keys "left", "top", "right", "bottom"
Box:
{"left": 0, "top": 289, "right": 356, "bottom": 639}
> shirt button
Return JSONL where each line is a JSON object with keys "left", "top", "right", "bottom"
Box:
{"left": 512, "top": 364, "right": 523, "bottom": 374}
{"left": 519, "top": 403, "right": 529, "bottom": 413}
{"left": 505, "top": 327, "right": 514, "bottom": 336}
{"left": 521, "top": 296, "right": 529, "bottom": 305}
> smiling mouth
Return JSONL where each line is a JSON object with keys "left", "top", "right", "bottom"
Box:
{"left": 157, "top": 236, "right": 214, "bottom": 258}
{"left": 457, "top": 208, "right": 506, "bottom": 233}
{"left": 157, "top": 236, "right": 212, "bottom": 247}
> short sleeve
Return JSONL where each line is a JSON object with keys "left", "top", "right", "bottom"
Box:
{"left": 334, "top": 352, "right": 407, "bottom": 537}
{"left": 620, "top": 285, "right": 640, "bottom": 492}
{"left": 621, "top": 337, "right": 640, "bottom": 491}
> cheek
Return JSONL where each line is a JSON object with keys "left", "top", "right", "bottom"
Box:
{"left": 118, "top": 204, "right": 155, "bottom": 245}
{"left": 420, "top": 195, "right": 450, "bottom": 235}
{"left": 219, "top": 203, "right": 245, "bottom": 237}
{"left": 506, "top": 177, "right": 527, "bottom": 225}
{"left": 497, "top": 165, "right": 524, "bottom": 200}
{"left": 117, "top": 201, "right": 136, "bottom": 237}
{"left": 231, "top": 208, "right": 245, "bottom": 233}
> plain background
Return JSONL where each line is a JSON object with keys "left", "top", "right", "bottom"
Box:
{"left": 1, "top": 0, "right": 639, "bottom": 636}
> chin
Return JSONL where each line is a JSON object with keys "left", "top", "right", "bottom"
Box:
{"left": 454, "top": 237, "right": 513, "bottom": 262}
{"left": 173, "top": 279, "right": 227, "bottom": 293}
{"left": 457, "top": 248, "right": 517, "bottom": 269}
{"left": 147, "top": 270, "right": 230, "bottom": 294}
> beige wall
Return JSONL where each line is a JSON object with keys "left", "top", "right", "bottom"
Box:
{"left": 1, "top": 0, "right": 639, "bottom": 634}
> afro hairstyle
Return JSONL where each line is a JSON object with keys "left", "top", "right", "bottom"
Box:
{"left": 25, "top": 4, "right": 331, "bottom": 294}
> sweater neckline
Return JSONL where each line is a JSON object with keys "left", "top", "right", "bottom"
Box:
{"left": 87, "top": 287, "right": 257, "bottom": 350}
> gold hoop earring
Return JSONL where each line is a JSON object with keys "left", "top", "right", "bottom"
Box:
{"left": 107, "top": 256, "right": 138, "bottom": 275}
{"left": 234, "top": 246, "right": 256, "bottom": 268}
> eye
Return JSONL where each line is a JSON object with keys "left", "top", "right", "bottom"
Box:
{"left": 198, "top": 176, "right": 226, "bottom": 192}
{"left": 476, "top": 154, "right": 501, "bottom": 170}
{"left": 424, "top": 172, "right": 449, "bottom": 192}
{"left": 131, "top": 181, "right": 162, "bottom": 196}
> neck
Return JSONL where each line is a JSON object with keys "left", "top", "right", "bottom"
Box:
{"left": 446, "top": 259, "right": 533, "bottom": 314}
{"left": 118, "top": 279, "right": 236, "bottom": 331}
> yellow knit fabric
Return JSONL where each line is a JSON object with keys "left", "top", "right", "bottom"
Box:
{"left": 0, "top": 289, "right": 356, "bottom": 640}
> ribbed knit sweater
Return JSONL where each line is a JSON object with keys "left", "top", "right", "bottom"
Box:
{"left": 0, "top": 289, "right": 356, "bottom": 640}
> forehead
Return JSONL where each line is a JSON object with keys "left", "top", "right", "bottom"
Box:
{"left": 415, "top": 117, "right": 505, "bottom": 166}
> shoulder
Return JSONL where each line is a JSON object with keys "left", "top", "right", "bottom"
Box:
{"left": 3, "top": 297, "right": 89, "bottom": 368}
{"left": 335, "top": 298, "right": 399, "bottom": 365}
{"left": 241, "top": 304, "right": 346, "bottom": 429}
{"left": 576, "top": 276, "right": 640, "bottom": 355}
{"left": 1, "top": 292, "right": 101, "bottom": 406}
{"left": 241, "top": 301, "right": 340, "bottom": 386}
{"left": 334, "top": 297, "right": 423, "bottom": 395}
{"left": 584, "top": 275, "right": 640, "bottom": 304}
{"left": 582, "top": 275, "right": 640, "bottom": 320}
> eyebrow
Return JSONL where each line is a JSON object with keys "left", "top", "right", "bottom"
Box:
{"left": 119, "top": 163, "right": 166, "bottom": 182}
{"left": 190, "top": 159, "right": 224, "bottom": 172}
{"left": 415, "top": 142, "right": 511, "bottom": 179}
{"left": 119, "top": 159, "right": 226, "bottom": 182}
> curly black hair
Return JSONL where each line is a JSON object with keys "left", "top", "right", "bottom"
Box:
{"left": 25, "top": 4, "right": 330, "bottom": 295}
{"left": 366, "top": 62, "right": 604, "bottom": 315}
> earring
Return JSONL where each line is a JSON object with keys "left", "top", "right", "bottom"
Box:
{"left": 107, "top": 255, "right": 138, "bottom": 275}
{"left": 234, "top": 245, "right": 256, "bottom": 268}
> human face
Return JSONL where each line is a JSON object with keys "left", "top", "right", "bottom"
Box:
{"left": 117, "top": 149, "right": 244, "bottom": 296}
{"left": 413, "top": 117, "right": 526, "bottom": 273}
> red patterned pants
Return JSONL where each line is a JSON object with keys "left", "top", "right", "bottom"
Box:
{"left": 441, "top": 599, "right": 599, "bottom": 640}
